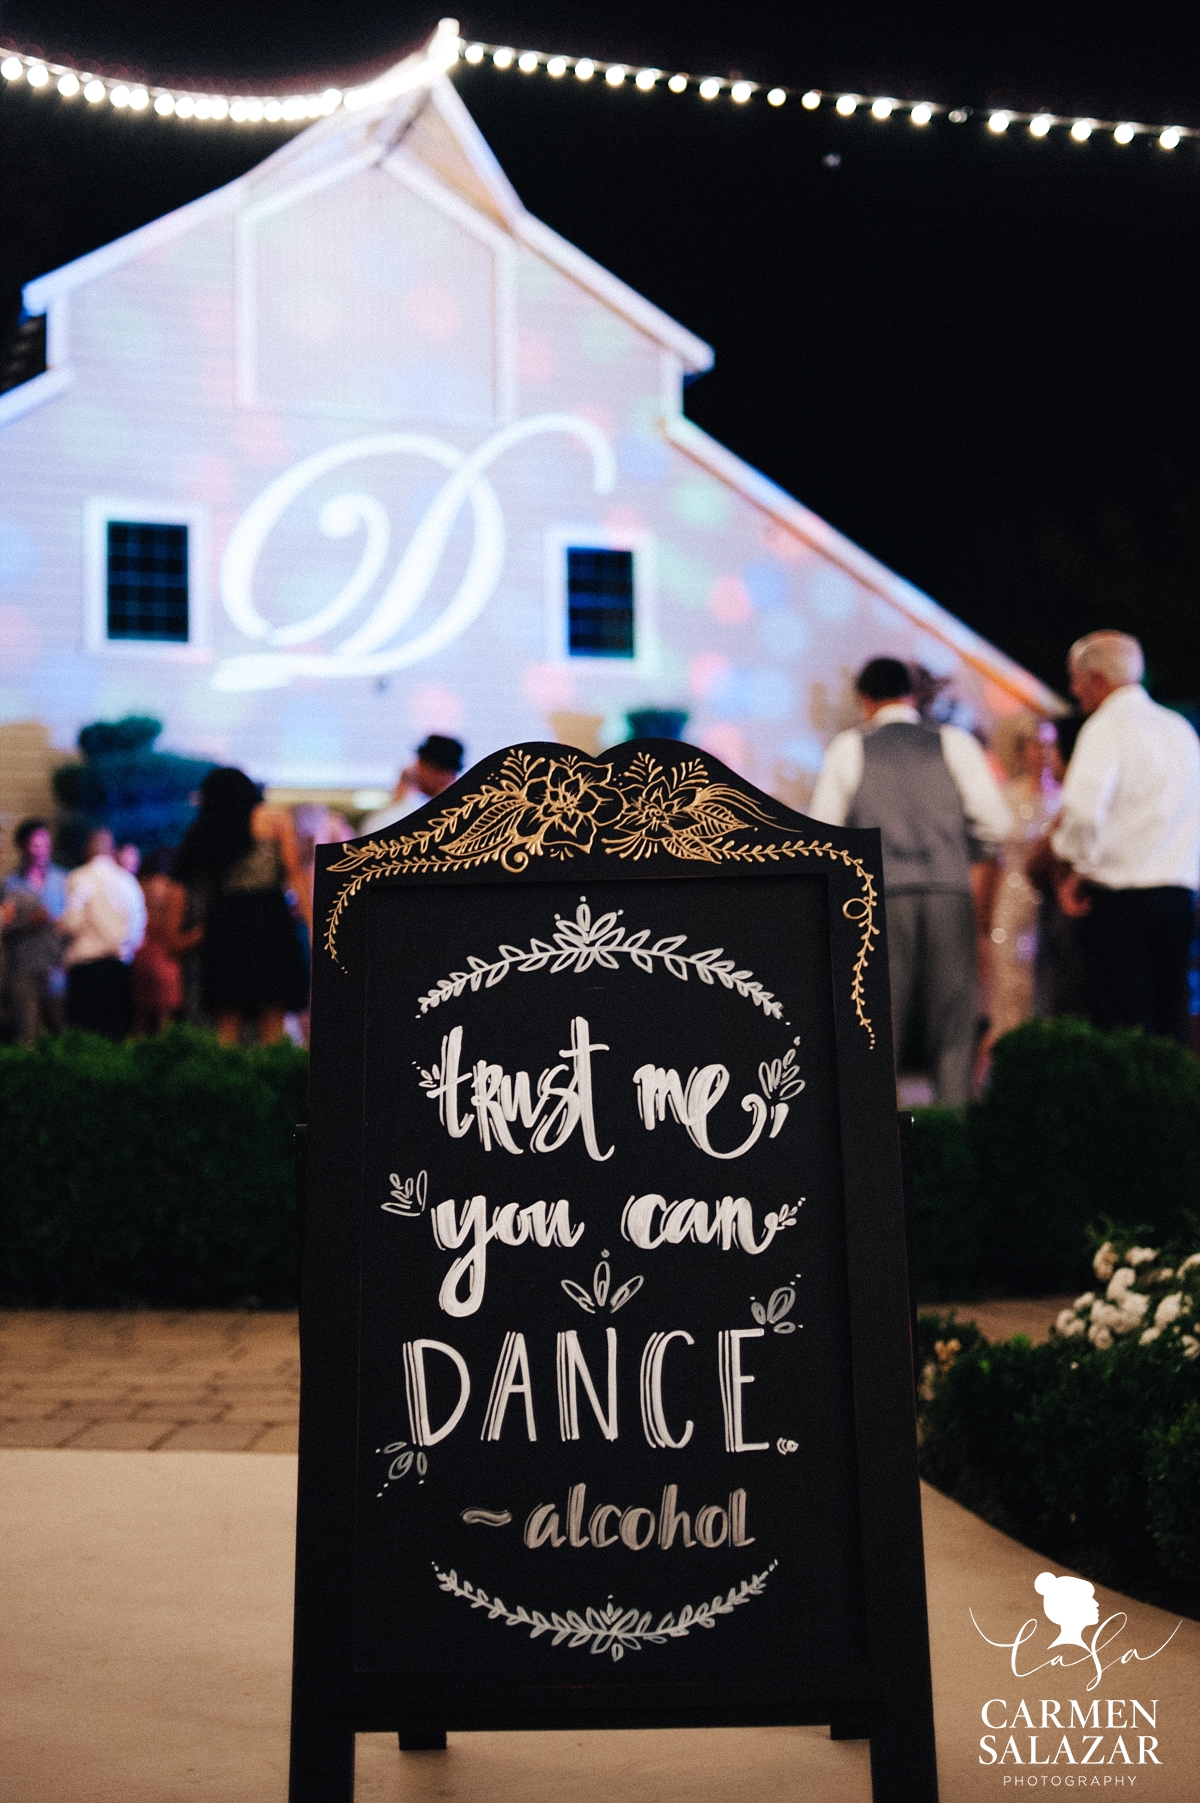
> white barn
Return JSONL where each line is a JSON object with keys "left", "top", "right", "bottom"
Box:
{"left": 0, "top": 41, "right": 1059, "bottom": 823}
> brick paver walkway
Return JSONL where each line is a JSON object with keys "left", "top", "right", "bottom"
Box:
{"left": 0, "top": 1311, "right": 299, "bottom": 1452}
{"left": 0, "top": 1295, "right": 1074, "bottom": 1451}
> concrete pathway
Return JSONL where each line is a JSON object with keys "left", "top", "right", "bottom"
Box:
{"left": 0, "top": 1300, "right": 1076, "bottom": 1454}
{"left": 0, "top": 1449, "right": 1194, "bottom": 1802}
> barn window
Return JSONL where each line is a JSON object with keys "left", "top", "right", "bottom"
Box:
{"left": 106, "top": 521, "right": 190, "bottom": 642}
{"left": 566, "top": 546, "right": 636, "bottom": 658}
{"left": 84, "top": 499, "right": 208, "bottom": 658}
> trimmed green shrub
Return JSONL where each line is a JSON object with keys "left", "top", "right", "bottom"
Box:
{"left": 919, "top": 1331, "right": 1200, "bottom": 1616}
{"left": 975, "top": 1018, "right": 1200, "bottom": 1293}
{"left": 0, "top": 1028, "right": 306, "bottom": 1306}
{"left": 909, "top": 1108, "right": 983, "bottom": 1300}
{"left": 908, "top": 1020, "right": 1200, "bottom": 1301}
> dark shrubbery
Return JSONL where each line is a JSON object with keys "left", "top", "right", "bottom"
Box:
{"left": 910, "top": 1018, "right": 1200, "bottom": 1299}
{"left": 52, "top": 715, "right": 213, "bottom": 860}
{"left": 918, "top": 1322, "right": 1200, "bottom": 1616}
{"left": 0, "top": 1028, "right": 306, "bottom": 1307}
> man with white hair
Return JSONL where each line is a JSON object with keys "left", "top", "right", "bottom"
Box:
{"left": 1051, "top": 631, "right": 1200, "bottom": 1041}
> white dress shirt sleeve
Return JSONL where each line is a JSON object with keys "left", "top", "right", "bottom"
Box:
{"left": 1051, "top": 713, "right": 1120, "bottom": 872}
{"left": 808, "top": 730, "right": 864, "bottom": 827}
{"left": 938, "top": 725, "right": 1012, "bottom": 847}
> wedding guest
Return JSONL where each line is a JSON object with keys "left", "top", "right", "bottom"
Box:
{"left": 116, "top": 842, "right": 142, "bottom": 875}
{"left": 1, "top": 818, "right": 68, "bottom": 1043}
{"left": 173, "top": 768, "right": 310, "bottom": 1046}
{"left": 360, "top": 735, "right": 465, "bottom": 833}
{"left": 131, "top": 849, "right": 203, "bottom": 1034}
{"left": 1048, "top": 631, "right": 1200, "bottom": 1041}
{"left": 810, "top": 656, "right": 1011, "bottom": 1105}
{"left": 60, "top": 828, "right": 147, "bottom": 1039}
{"left": 975, "top": 714, "right": 1062, "bottom": 1068}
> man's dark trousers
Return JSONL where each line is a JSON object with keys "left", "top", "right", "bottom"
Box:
{"left": 66, "top": 957, "right": 132, "bottom": 1040}
{"left": 1080, "top": 885, "right": 1195, "bottom": 1043}
{"left": 885, "top": 889, "right": 977, "bottom": 1106}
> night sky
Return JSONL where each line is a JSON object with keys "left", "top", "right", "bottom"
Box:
{"left": 4, "top": 2, "right": 1200, "bottom": 702}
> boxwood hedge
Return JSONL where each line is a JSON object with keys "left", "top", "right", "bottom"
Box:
{"left": 0, "top": 1027, "right": 306, "bottom": 1307}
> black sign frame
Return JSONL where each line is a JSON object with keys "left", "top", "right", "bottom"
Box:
{"left": 289, "top": 740, "right": 937, "bottom": 1803}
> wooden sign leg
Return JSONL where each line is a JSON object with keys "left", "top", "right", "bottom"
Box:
{"left": 398, "top": 1722, "right": 447, "bottom": 1750}
{"left": 287, "top": 1713, "right": 354, "bottom": 1803}
{"left": 867, "top": 1702, "right": 939, "bottom": 1803}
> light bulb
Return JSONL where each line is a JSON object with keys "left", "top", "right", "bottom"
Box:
{"left": 801, "top": 89, "right": 821, "bottom": 110}
{"left": 730, "top": 81, "right": 753, "bottom": 103}
{"left": 835, "top": 93, "right": 857, "bottom": 115}
{"left": 26, "top": 62, "right": 49, "bottom": 87}
{"left": 668, "top": 73, "right": 687, "bottom": 92}
{"left": 129, "top": 86, "right": 149, "bottom": 110}
{"left": 605, "top": 64, "right": 626, "bottom": 86}
{"left": 910, "top": 102, "right": 933, "bottom": 125}
{"left": 211, "top": 96, "right": 229, "bottom": 118}
{"left": 767, "top": 88, "right": 786, "bottom": 107}
{"left": 575, "top": 58, "right": 594, "bottom": 81}
{"left": 1160, "top": 126, "right": 1181, "bottom": 149}
{"left": 321, "top": 89, "right": 341, "bottom": 112}
{"left": 194, "top": 96, "right": 215, "bottom": 118}
{"left": 1029, "top": 113, "right": 1052, "bottom": 137}
{"left": 0, "top": 56, "right": 22, "bottom": 80}
{"left": 230, "top": 98, "right": 248, "bottom": 120}
{"left": 57, "top": 71, "right": 79, "bottom": 96}
{"left": 1113, "top": 122, "right": 1135, "bottom": 144}
{"left": 109, "top": 84, "right": 130, "bottom": 107}
{"left": 518, "top": 51, "right": 539, "bottom": 73}
{"left": 547, "top": 57, "right": 568, "bottom": 77}
{"left": 464, "top": 43, "right": 484, "bottom": 64}
{"left": 698, "top": 77, "right": 721, "bottom": 100}
{"left": 492, "top": 47, "right": 514, "bottom": 69}
{"left": 988, "top": 110, "right": 1011, "bottom": 133}
{"left": 871, "top": 97, "right": 894, "bottom": 119}
{"left": 84, "top": 79, "right": 106, "bottom": 102}
{"left": 245, "top": 98, "right": 265, "bottom": 120}
{"left": 1070, "top": 118, "right": 1093, "bottom": 141}
{"left": 635, "top": 68, "right": 658, "bottom": 90}
{"left": 262, "top": 98, "right": 281, "bottom": 120}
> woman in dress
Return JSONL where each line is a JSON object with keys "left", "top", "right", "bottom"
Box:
{"left": 975, "top": 714, "right": 1061, "bottom": 1077}
{"left": 131, "top": 849, "right": 202, "bottom": 1034}
{"left": 173, "top": 768, "right": 310, "bottom": 1046}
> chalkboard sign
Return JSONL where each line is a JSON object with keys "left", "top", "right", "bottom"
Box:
{"left": 290, "top": 741, "right": 937, "bottom": 1803}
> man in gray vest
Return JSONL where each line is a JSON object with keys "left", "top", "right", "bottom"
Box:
{"left": 810, "top": 657, "right": 1011, "bottom": 1104}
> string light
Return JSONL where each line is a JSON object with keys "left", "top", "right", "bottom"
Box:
{"left": 0, "top": 21, "right": 1196, "bottom": 161}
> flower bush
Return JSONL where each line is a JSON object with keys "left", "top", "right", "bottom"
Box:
{"left": 1055, "top": 1237, "right": 1200, "bottom": 1356}
{"left": 918, "top": 1233, "right": 1200, "bottom": 1615}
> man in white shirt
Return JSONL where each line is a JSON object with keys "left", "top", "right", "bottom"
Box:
{"left": 360, "top": 735, "right": 465, "bottom": 835}
{"left": 810, "top": 656, "right": 1011, "bottom": 1104}
{"left": 60, "top": 828, "right": 148, "bottom": 1040}
{"left": 1050, "top": 631, "right": 1200, "bottom": 1042}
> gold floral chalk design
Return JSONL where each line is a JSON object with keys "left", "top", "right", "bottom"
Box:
{"left": 323, "top": 748, "right": 880, "bottom": 1045}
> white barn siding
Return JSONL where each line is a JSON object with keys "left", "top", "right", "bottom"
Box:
{"left": 0, "top": 71, "right": 1060, "bottom": 806}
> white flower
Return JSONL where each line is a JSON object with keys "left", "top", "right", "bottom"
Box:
{"left": 1055, "top": 1308, "right": 1081, "bottom": 1334}
{"left": 1057, "top": 1315, "right": 1087, "bottom": 1338}
{"left": 1140, "top": 1326, "right": 1162, "bottom": 1344}
{"left": 1074, "top": 1291, "right": 1096, "bottom": 1310}
{"left": 1117, "top": 1291, "right": 1148, "bottom": 1322}
{"left": 1154, "top": 1292, "right": 1184, "bottom": 1328}
{"left": 1093, "top": 1243, "right": 1117, "bottom": 1281}
{"left": 1090, "top": 1300, "right": 1123, "bottom": 1330}
{"left": 1106, "top": 1267, "right": 1137, "bottom": 1300}
{"left": 1126, "top": 1246, "right": 1158, "bottom": 1266}
{"left": 1088, "top": 1323, "right": 1114, "bottom": 1349}
{"left": 1178, "top": 1252, "right": 1200, "bottom": 1274}
{"left": 1150, "top": 1267, "right": 1174, "bottom": 1283}
{"left": 1181, "top": 1335, "right": 1200, "bottom": 1359}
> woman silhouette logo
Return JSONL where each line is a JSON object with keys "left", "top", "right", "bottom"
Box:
{"left": 1034, "top": 1572, "right": 1100, "bottom": 1648}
